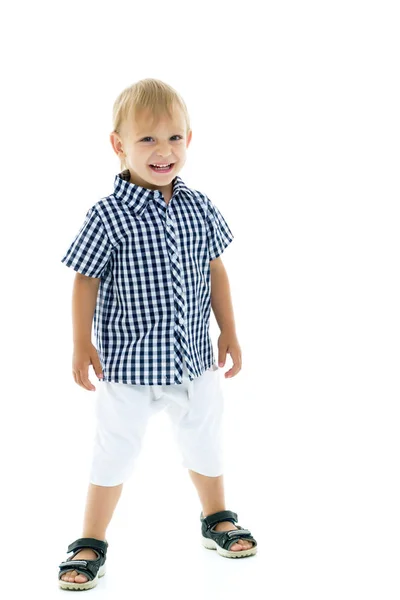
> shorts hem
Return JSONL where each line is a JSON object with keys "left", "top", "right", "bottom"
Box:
{"left": 183, "top": 463, "right": 224, "bottom": 477}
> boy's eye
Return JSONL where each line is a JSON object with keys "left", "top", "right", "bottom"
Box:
{"left": 140, "top": 135, "right": 183, "bottom": 142}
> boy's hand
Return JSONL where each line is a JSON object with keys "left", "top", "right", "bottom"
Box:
{"left": 72, "top": 341, "right": 104, "bottom": 391}
{"left": 217, "top": 331, "right": 242, "bottom": 378}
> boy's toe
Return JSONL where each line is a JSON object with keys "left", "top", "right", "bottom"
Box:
{"left": 61, "top": 570, "right": 88, "bottom": 583}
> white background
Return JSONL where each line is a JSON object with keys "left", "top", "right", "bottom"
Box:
{"left": 1, "top": 1, "right": 399, "bottom": 598}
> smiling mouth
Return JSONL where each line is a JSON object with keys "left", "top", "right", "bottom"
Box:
{"left": 149, "top": 163, "right": 175, "bottom": 172}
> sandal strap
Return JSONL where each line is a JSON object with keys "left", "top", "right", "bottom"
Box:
{"left": 217, "top": 529, "right": 257, "bottom": 551}
{"left": 200, "top": 511, "right": 258, "bottom": 551}
{"left": 67, "top": 537, "right": 108, "bottom": 557}
{"left": 58, "top": 559, "right": 99, "bottom": 582}
{"left": 200, "top": 510, "right": 238, "bottom": 530}
{"left": 58, "top": 537, "right": 108, "bottom": 581}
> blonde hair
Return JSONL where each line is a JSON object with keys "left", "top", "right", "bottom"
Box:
{"left": 111, "top": 78, "right": 191, "bottom": 172}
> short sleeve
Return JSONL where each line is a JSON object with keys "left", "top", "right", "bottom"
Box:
{"left": 61, "top": 207, "right": 113, "bottom": 278}
{"left": 205, "top": 196, "right": 234, "bottom": 261}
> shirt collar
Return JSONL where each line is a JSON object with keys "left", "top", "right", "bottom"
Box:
{"left": 113, "top": 169, "right": 193, "bottom": 216}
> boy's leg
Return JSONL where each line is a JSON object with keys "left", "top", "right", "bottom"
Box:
{"left": 60, "top": 482, "right": 124, "bottom": 583}
{"left": 188, "top": 469, "right": 226, "bottom": 515}
{"left": 61, "top": 380, "right": 154, "bottom": 583}
{"left": 188, "top": 470, "right": 253, "bottom": 551}
{"left": 165, "top": 362, "right": 253, "bottom": 551}
{"left": 82, "top": 481, "right": 124, "bottom": 539}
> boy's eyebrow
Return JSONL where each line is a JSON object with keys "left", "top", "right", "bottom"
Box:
{"left": 136, "top": 129, "right": 186, "bottom": 136}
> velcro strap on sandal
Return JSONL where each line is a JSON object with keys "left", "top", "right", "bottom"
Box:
{"left": 201, "top": 510, "right": 238, "bottom": 530}
{"left": 58, "top": 560, "right": 98, "bottom": 581}
{"left": 215, "top": 529, "right": 256, "bottom": 552}
{"left": 67, "top": 537, "right": 108, "bottom": 557}
{"left": 226, "top": 529, "right": 252, "bottom": 539}
{"left": 59, "top": 560, "right": 90, "bottom": 569}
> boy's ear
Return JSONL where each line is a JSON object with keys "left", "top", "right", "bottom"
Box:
{"left": 109, "top": 131, "right": 122, "bottom": 155}
{"left": 186, "top": 129, "right": 192, "bottom": 147}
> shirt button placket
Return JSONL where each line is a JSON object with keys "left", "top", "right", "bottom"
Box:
{"left": 165, "top": 207, "right": 189, "bottom": 382}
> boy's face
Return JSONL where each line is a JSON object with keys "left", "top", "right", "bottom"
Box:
{"left": 111, "top": 104, "right": 192, "bottom": 195}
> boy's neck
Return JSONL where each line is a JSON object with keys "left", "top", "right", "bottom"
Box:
{"left": 127, "top": 170, "right": 173, "bottom": 203}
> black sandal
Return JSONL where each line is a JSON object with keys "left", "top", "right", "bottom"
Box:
{"left": 58, "top": 537, "right": 108, "bottom": 590}
{"left": 200, "top": 510, "right": 257, "bottom": 558}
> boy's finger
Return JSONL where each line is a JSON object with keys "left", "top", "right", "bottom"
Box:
{"left": 78, "top": 370, "right": 95, "bottom": 391}
{"left": 91, "top": 358, "right": 104, "bottom": 379}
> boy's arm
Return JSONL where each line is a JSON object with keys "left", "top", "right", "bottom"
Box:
{"left": 72, "top": 273, "right": 101, "bottom": 344}
{"left": 210, "top": 257, "right": 237, "bottom": 336}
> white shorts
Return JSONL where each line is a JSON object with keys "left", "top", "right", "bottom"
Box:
{"left": 89, "top": 359, "right": 225, "bottom": 486}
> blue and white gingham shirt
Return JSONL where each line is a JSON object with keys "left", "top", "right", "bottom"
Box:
{"left": 61, "top": 169, "right": 234, "bottom": 385}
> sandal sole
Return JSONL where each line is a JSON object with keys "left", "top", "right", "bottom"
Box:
{"left": 201, "top": 535, "right": 257, "bottom": 558}
{"left": 58, "top": 562, "right": 106, "bottom": 590}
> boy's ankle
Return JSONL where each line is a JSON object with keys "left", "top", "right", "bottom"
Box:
{"left": 81, "top": 533, "right": 106, "bottom": 541}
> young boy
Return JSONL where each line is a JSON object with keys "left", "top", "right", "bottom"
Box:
{"left": 58, "top": 80, "right": 257, "bottom": 590}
